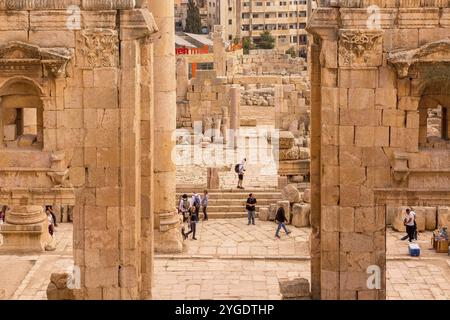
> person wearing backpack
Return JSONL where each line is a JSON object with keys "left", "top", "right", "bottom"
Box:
{"left": 246, "top": 193, "right": 257, "bottom": 225}
{"left": 236, "top": 158, "right": 247, "bottom": 189}
{"left": 178, "top": 194, "right": 190, "bottom": 223}
{"left": 275, "top": 206, "right": 291, "bottom": 238}
{"left": 192, "top": 192, "right": 202, "bottom": 216}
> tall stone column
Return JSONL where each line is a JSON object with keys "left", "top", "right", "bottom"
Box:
{"left": 149, "top": 0, "right": 183, "bottom": 253}
{"left": 213, "top": 25, "right": 226, "bottom": 77}
{"left": 229, "top": 85, "right": 241, "bottom": 149}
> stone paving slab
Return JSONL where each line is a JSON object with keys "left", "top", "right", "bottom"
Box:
{"left": 1, "top": 222, "right": 450, "bottom": 300}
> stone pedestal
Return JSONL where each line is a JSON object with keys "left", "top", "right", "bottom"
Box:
{"left": 0, "top": 205, "right": 51, "bottom": 252}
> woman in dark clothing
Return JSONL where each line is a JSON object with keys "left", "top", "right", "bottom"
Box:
{"left": 183, "top": 206, "right": 198, "bottom": 240}
{"left": 46, "top": 205, "right": 58, "bottom": 227}
{"left": 275, "top": 207, "right": 291, "bottom": 238}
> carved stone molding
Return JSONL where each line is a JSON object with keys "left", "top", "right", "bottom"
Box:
{"left": 338, "top": 29, "right": 383, "bottom": 67}
{"left": 0, "top": 0, "right": 136, "bottom": 10}
{"left": 388, "top": 39, "right": 450, "bottom": 78}
{"left": 76, "top": 29, "right": 119, "bottom": 68}
{"left": 0, "top": 41, "right": 72, "bottom": 78}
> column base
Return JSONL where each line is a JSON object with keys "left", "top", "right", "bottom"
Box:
{"left": 0, "top": 220, "right": 51, "bottom": 253}
{"left": 154, "top": 212, "right": 183, "bottom": 254}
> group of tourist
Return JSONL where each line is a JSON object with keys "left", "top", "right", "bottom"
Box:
{"left": 178, "top": 190, "right": 209, "bottom": 240}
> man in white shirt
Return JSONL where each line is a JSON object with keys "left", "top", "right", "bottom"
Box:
{"left": 403, "top": 208, "right": 416, "bottom": 242}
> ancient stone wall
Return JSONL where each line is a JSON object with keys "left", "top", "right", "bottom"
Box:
{"left": 0, "top": 1, "right": 163, "bottom": 300}
{"left": 308, "top": 0, "right": 450, "bottom": 300}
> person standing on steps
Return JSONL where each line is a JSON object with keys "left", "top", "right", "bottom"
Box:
{"left": 246, "top": 193, "right": 257, "bottom": 225}
{"left": 183, "top": 206, "right": 198, "bottom": 240}
{"left": 201, "top": 190, "right": 209, "bottom": 221}
{"left": 178, "top": 193, "right": 190, "bottom": 223}
{"left": 275, "top": 206, "right": 291, "bottom": 238}
{"left": 236, "top": 158, "right": 247, "bottom": 189}
{"left": 192, "top": 192, "right": 202, "bottom": 217}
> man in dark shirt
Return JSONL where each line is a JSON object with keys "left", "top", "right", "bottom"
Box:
{"left": 246, "top": 193, "right": 257, "bottom": 225}
{"left": 275, "top": 207, "right": 291, "bottom": 238}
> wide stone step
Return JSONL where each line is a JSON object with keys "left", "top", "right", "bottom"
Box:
{"left": 204, "top": 212, "right": 261, "bottom": 219}
{"left": 206, "top": 199, "right": 275, "bottom": 205}
{"left": 206, "top": 205, "right": 265, "bottom": 212}
{"left": 176, "top": 192, "right": 282, "bottom": 200}
{"left": 176, "top": 187, "right": 280, "bottom": 193}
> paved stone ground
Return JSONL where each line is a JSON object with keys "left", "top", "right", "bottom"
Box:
{"left": 1, "top": 222, "right": 449, "bottom": 300}
{"left": 176, "top": 127, "right": 279, "bottom": 189}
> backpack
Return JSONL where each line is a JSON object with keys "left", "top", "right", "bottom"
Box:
{"left": 234, "top": 164, "right": 240, "bottom": 173}
{"left": 182, "top": 199, "right": 190, "bottom": 210}
{"left": 193, "top": 195, "right": 201, "bottom": 206}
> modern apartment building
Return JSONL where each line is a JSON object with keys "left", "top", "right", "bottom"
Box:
{"left": 207, "top": 0, "right": 308, "bottom": 53}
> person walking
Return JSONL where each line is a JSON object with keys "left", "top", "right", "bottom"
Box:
{"left": 403, "top": 208, "right": 416, "bottom": 242}
{"left": 46, "top": 209, "right": 55, "bottom": 237}
{"left": 401, "top": 208, "right": 417, "bottom": 241}
{"left": 46, "top": 205, "right": 58, "bottom": 227}
{"left": 183, "top": 206, "right": 198, "bottom": 240}
{"left": 236, "top": 158, "right": 247, "bottom": 189}
{"left": 201, "top": 190, "right": 209, "bottom": 221}
{"left": 246, "top": 193, "right": 257, "bottom": 225}
{"left": 275, "top": 206, "right": 291, "bottom": 238}
{"left": 192, "top": 192, "right": 202, "bottom": 216}
{"left": 178, "top": 194, "right": 190, "bottom": 223}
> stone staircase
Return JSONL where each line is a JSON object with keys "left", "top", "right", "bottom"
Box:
{"left": 175, "top": 188, "right": 282, "bottom": 219}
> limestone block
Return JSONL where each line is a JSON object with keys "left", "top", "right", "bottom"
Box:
{"left": 303, "top": 188, "right": 311, "bottom": 203}
{"left": 423, "top": 207, "right": 437, "bottom": 231}
{"left": 259, "top": 207, "right": 269, "bottom": 221}
{"left": 278, "top": 176, "right": 288, "bottom": 189}
{"left": 269, "top": 204, "right": 277, "bottom": 221}
{"left": 3, "top": 108, "right": 17, "bottom": 125}
{"left": 386, "top": 206, "right": 397, "bottom": 225}
{"left": 46, "top": 272, "right": 75, "bottom": 300}
{"left": 438, "top": 206, "right": 450, "bottom": 228}
{"left": 279, "top": 278, "right": 311, "bottom": 299}
{"left": 279, "top": 146, "right": 301, "bottom": 160}
{"left": 291, "top": 203, "right": 310, "bottom": 228}
{"left": 282, "top": 184, "right": 302, "bottom": 204}
{"left": 411, "top": 207, "right": 426, "bottom": 232}
{"left": 277, "top": 200, "right": 291, "bottom": 223}
{"left": 278, "top": 131, "right": 295, "bottom": 149}
{"left": 392, "top": 206, "right": 409, "bottom": 232}
{"left": 3, "top": 124, "right": 16, "bottom": 141}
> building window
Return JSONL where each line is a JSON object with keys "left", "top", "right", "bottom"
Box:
{"left": 299, "top": 23, "right": 306, "bottom": 29}
{"left": 229, "top": 19, "right": 232, "bottom": 25}
{"left": 256, "top": 2, "right": 263, "bottom": 6}
{"left": 299, "top": 11, "right": 307, "bottom": 17}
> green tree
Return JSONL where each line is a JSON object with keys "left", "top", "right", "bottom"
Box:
{"left": 242, "top": 37, "right": 255, "bottom": 54}
{"left": 185, "top": 0, "right": 202, "bottom": 34}
{"left": 257, "top": 31, "right": 276, "bottom": 49}
{"left": 286, "top": 47, "right": 297, "bottom": 58}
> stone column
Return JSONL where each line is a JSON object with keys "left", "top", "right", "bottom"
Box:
{"left": 229, "top": 85, "right": 240, "bottom": 149}
{"left": 176, "top": 56, "right": 189, "bottom": 100}
{"left": 213, "top": 25, "right": 226, "bottom": 77}
{"left": 149, "top": 0, "right": 183, "bottom": 253}
{"left": 274, "top": 85, "right": 284, "bottom": 129}
{"left": 0, "top": 205, "right": 51, "bottom": 252}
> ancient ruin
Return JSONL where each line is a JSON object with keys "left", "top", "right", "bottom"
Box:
{"left": 0, "top": 0, "right": 450, "bottom": 302}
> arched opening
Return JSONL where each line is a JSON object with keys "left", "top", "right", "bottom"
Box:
{"left": 0, "top": 79, "right": 44, "bottom": 150}
{"left": 418, "top": 80, "right": 450, "bottom": 148}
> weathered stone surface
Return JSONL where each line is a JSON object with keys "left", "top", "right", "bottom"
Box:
{"left": 259, "top": 207, "right": 269, "bottom": 221}
{"left": 279, "top": 278, "right": 311, "bottom": 299}
{"left": 281, "top": 184, "right": 302, "bottom": 204}
{"left": 291, "top": 203, "right": 310, "bottom": 228}
{"left": 269, "top": 203, "right": 277, "bottom": 221}
{"left": 278, "top": 131, "right": 295, "bottom": 149}
{"left": 303, "top": 188, "right": 311, "bottom": 203}
{"left": 438, "top": 207, "right": 450, "bottom": 228}
{"left": 392, "top": 207, "right": 409, "bottom": 232}
{"left": 411, "top": 207, "right": 426, "bottom": 232}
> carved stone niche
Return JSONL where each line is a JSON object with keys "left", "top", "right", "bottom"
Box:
{"left": 0, "top": 41, "right": 72, "bottom": 78}
{"left": 392, "top": 151, "right": 410, "bottom": 183}
{"left": 388, "top": 40, "right": 450, "bottom": 79}
{"left": 338, "top": 29, "right": 383, "bottom": 67}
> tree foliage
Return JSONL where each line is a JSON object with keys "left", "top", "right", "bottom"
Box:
{"left": 185, "top": 0, "right": 202, "bottom": 34}
{"left": 257, "top": 31, "right": 276, "bottom": 49}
